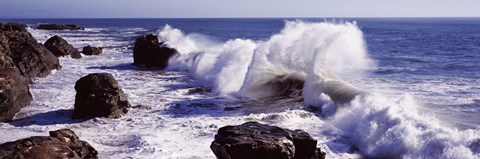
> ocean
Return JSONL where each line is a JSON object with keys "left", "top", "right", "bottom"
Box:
{"left": 0, "top": 18, "right": 479, "bottom": 158}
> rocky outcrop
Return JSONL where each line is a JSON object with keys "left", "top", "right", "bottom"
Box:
{"left": 82, "top": 46, "right": 103, "bottom": 55}
{"left": 0, "top": 48, "right": 32, "bottom": 122}
{"left": 133, "top": 34, "right": 178, "bottom": 69}
{"left": 0, "top": 22, "right": 59, "bottom": 122}
{"left": 0, "top": 23, "right": 27, "bottom": 32}
{"left": 0, "top": 129, "right": 98, "bottom": 159}
{"left": 211, "top": 122, "right": 325, "bottom": 159}
{"left": 44, "top": 35, "right": 82, "bottom": 59}
{"left": 73, "top": 73, "right": 131, "bottom": 119}
{"left": 1, "top": 25, "right": 61, "bottom": 81}
{"left": 37, "top": 24, "right": 85, "bottom": 30}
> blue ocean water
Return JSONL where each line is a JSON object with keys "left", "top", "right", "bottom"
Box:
{"left": 2, "top": 18, "right": 480, "bottom": 158}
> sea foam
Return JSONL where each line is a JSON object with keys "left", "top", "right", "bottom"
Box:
{"left": 158, "top": 21, "right": 480, "bottom": 158}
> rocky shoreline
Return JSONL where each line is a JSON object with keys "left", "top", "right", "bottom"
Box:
{"left": 0, "top": 22, "right": 328, "bottom": 159}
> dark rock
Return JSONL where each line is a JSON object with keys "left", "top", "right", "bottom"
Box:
{"left": 73, "top": 73, "right": 131, "bottom": 119}
{"left": 0, "top": 23, "right": 27, "bottom": 32}
{"left": 37, "top": 24, "right": 85, "bottom": 30}
{"left": 1, "top": 30, "right": 61, "bottom": 81}
{"left": 187, "top": 87, "right": 212, "bottom": 94}
{"left": 82, "top": 46, "right": 103, "bottom": 55}
{"left": 44, "top": 35, "right": 82, "bottom": 59}
{"left": 0, "top": 23, "right": 60, "bottom": 122}
{"left": 211, "top": 121, "right": 325, "bottom": 159}
{"left": 133, "top": 34, "right": 178, "bottom": 69}
{"left": 0, "top": 129, "right": 98, "bottom": 159}
{"left": 0, "top": 49, "right": 32, "bottom": 122}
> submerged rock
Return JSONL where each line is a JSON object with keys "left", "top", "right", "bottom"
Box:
{"left": 82, "top": 46, "right": 103, "bottom": 55}
{"left": 0, "top": 129, "right": 98, "bottom": 159}
{"left": 187, "top": 87, "right": 212, "bottom": 94}
{"left": 211, "top": 121, "right": 325, "bottom": 159}
{"left": 133, "top": 34, "right": 178, "bottom": 69}
{"left": 44, "top": 35, "right": 82, "bottom": 59}
{"left": 73, "top": 73, "right": 131, "bottom": 119}
{"left": 37, "top": 24, "right": 85, "bottom": 30}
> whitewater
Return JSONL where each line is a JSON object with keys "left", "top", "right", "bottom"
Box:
{"left": 0, "top": 19, "right": 479, "bottom": 159}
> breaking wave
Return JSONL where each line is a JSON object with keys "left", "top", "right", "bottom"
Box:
{"left": 157, "top": 21, "right": 480, "bottom": 158}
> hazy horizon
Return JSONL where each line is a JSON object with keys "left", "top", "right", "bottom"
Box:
{"left": 1, "top": 0, "right": 479, "bottom": 18}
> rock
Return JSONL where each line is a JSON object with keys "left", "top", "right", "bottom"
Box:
{"left": 73, "top": 73, "right": 131, "bottom": 119}
{"left": 133, "top": 34, "right": 178, "bottom": 69}
{"left": 37, "top": 24, "right": 85, "bottom": 30}
{"left": 211, "top": 122, "right": 325, "bottom": 159}
{"left": 1, "top": 29, "right": 61, "bottom": 81}
{"left": 82, "top": 46, "right": 103, "bottom": 55}
{"left": 0, "top": 50, "right": 32, "bottom": 122}
{"left": 44, "top": 35, "right": 82, "bottom": 59}
{"left": 0, "top": 129, "right": 98, "bottom": 159}
{"left": 0, "top": 23, "right": 28, "bottom": 32}
{"left": 187, "top": 87, "right": 212, "bottom": 94}
{"left": 0, "top": 22, "right": 60, "bottom": 121}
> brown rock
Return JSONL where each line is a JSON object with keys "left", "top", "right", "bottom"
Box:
{"left": 0, "top": 129, "right": 98, "bottom": 159}
{"left": 211, "top": 122, "right": 325, "bottom": 159}
{"left": 37, "top": 24, "right": 85, "bottom": 30}
{"left": 73, "top": 73, "right": 131, "bottom": 119}
{"left": 82, "top": 46, "right": 102, "bottom": 55}
{"left": 133, "top": 34, "right": 178, "bottom": 69}
{"left": 44, "top": 35, "right": 82, "bottom": 59}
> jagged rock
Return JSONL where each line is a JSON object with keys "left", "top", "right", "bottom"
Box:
{"left": 37, "top": 24, "right": 85, "bottom": 30}
{"left": 73, "top": 73, "right": 131, "bottom": 119}
{"left": 211, "top": 122, "right": 325, "bottom": 159}
{"left": 0, "top": 49, "right": 32, "bottom": 122}
{"left": 0, "top": 129, "right": 98, "bottom": 159}
{"left": 0, "top": 22, "right": 59, "bottom": 121}
{"left": 187, "top": 87, "right": 212, "bottom": 94}
{"left": 1, "top": 25, "right": 60, "bottom": 81}
{"left": 0, "top": 23, "right": 27, "bottom": 32}
{"left": 82, "top": 46, "right": 102, "bottom": 55}
{"left": 44, "top": 35, "right": 82, "bottom": 59}
{"left": 133, "top": 34, "right": 178, "bottom": 69}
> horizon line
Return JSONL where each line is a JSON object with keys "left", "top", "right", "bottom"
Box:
{"left": 1, "top": 16, "right": 480, "bottom": 20}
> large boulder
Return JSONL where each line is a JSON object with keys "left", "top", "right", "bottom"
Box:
{"left": 44, "top": 35, "right": 82, "bottom": 59}
{"left": 133, "top": 34, "right": 178, "bottom": 69}
{"left": 0, "top": 129, "right": 98, "bottom": 159}
{"left": 37, "top": 24, "right": 85, "bottom": 30}
{"left": 211, "top": 122, "right": 325, "bottom": 159}
{"left": 0, "top": 49, "right": 32, "bottom": 122}
{"left": 0, "top": 23, "right": 60, "bottom": 81}
{"left": 82, "top": 46, "right": 102, "bottom": 56}
{"left": 0, "top": 22, "right": 59, "bottom": 122}
{"left": 73, "top": 73, "right": 131, "bottom": 119}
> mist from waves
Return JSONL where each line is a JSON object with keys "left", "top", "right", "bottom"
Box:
{"left": 156, "top": 21, "right": 480, "bottom": 158}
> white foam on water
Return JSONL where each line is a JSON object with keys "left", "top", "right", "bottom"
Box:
{"left": 0, "top": 22, "right": 477, "bottom": 159}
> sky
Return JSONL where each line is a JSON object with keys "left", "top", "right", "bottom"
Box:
{"left": 0, "top": 0, "right": 479, "bottom": 18}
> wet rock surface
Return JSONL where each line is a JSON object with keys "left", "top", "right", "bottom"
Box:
{"left": 133, "top": 34, "right": 178, "bottom": 69}
{"left": 0, "top": 129, "right": 98, "bottom": 159}
{"left": 37, "top": 24, "right": 85, "bottom": 30}
{"left": 73, "top": 73, "right": 131, "bottom": 119}
{"left": 82, "top": 46, "right": 103, "bottom": 55}
{"left": 0, "top": 22, "right": 59, "bottom": 122}
{"left": 0, "top": 49, "right": 32, "bottom": 122}
{"left": 44, "top": 35, "right": 82, "bottom": 59}
{"left": 1, "top": 24, "right": 60, "bottom": 81}
{"left": 211, "top": 121, "right": 325, "bottom": 159}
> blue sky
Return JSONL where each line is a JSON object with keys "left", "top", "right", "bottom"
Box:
{"left": 0, "top": 0, "right": 478, "bottom": 18}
